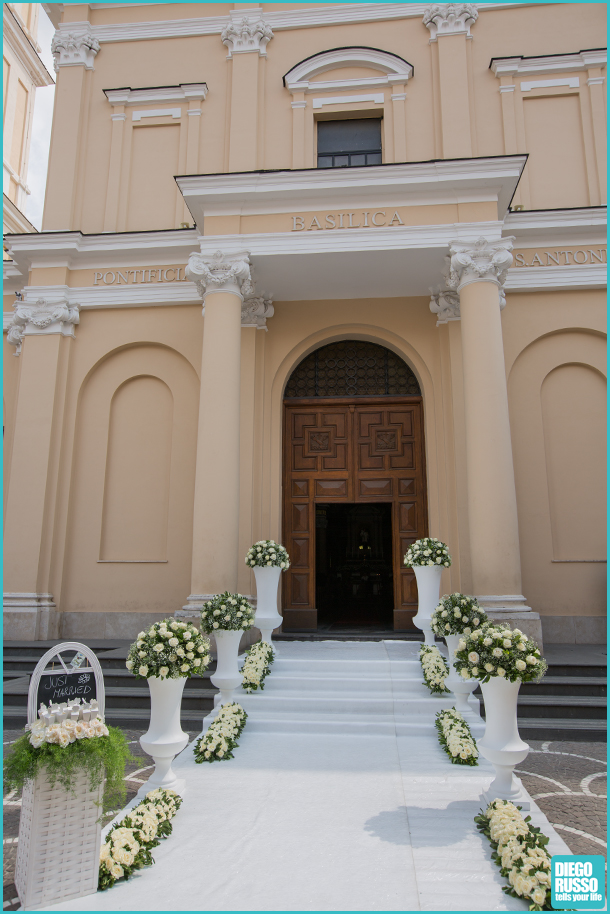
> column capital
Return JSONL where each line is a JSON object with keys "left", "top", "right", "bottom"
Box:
{"left": 241, "top": 295, "right": 274, "bottom": 330}
{"left": 221, "top": 13, "right": 274, "bottom": 58}
{"left": 429, "top": 289, "right": 461, "bottom": 326}
{"left": 51, "top": 25, "right": 100, "bottom": 72}
{"left": 186, "top": 250, "right": 254, "bottom": 303}
{"left": 422, "top": 3, "right": 478, "bottom": 40}
{"left": 6, "top": 294, "right": 80, "bottom": 355}
{"left": 446, "top": 236, "right": 515, "bottom": 295}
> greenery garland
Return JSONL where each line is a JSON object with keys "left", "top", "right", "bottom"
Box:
{"left": 3, "top": 725, "right": 135, "bottom": 814}
{"left": 193, "top": 703, "right": 248, "bottom": 762}
{"left": 241, "top": 641, "right": 274, "bottom": 692}
{"left": 419, "top": 644, "right": 451, "bottom": 693}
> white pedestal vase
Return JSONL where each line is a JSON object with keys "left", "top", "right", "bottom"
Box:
{"left": 138, "top": 676, "right": 188, "bottom": 798}
{"left": 477, "top": 676, "right": 530, "bottom": 810}
{"left": 15, "top": 767, "right": 103, "bottom": 910}
{"left": 412, "top": 564, "right": 443, "bottom": 645}
{"left": 444, "top": 633, "right": 479, "bottom": 716}
{"left": 210, "top": 628, "right": 245, "bottom": 709}
{"left": 253, "top": 565, "right": 282, "bottom": 655}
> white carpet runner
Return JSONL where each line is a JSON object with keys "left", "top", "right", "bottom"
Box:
{"left": 42, "top": 640, "right": 572, "bottom": 912}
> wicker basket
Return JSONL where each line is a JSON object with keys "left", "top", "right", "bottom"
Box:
{"left": 15, "top": 767, "right": 103, "bottom": 910}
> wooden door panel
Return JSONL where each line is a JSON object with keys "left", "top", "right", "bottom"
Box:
{"left": 283, "top": 397, "right": 427, "bottom": 631}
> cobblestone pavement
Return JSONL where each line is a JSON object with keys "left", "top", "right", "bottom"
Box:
{"left": 3, "top": 732, "right": 606, "bottom": 909}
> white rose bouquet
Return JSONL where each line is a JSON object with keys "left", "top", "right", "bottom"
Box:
{"left": 126, "top": 618, "right": 210, "bottom": 680}
{"left": 475, "top": 799, "right": 552, "bottom": 911}
{"left": 193, "top": 703, "right": 248, "bottom": 763}
{"left": 419, "top": 644, "right": 450, "bottom": 694}
{"left": 99, "top": 788, "right": 182, "bottom": 891}
{"left": 435, "top": 708, "right": 478, "bottom": 766}
{"left": 200, "top": 592, "right": 255, "bottom": 633}
{"left": 404, "top": 537, "right": 451, "bottom": 567}
{"left": 241, "top": 641, "right": 274, "bottom": 692}
{"left": 431, "top": 593, "right": 488, "bottom": 636}
{"left": 453, "top": 622, "right": 547, "bottom": 684}
{"left": 245, "top": 539, "right": 290, "bottom": 569}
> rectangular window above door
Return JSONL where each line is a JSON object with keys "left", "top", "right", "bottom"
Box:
{"left": 317, "top": 118, "right": 382, "bottom": 168}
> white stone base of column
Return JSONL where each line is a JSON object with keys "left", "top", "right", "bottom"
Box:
{"left": 3, "top": 593, "right": 59, "bottom": 640}
{"left": 477, "top": 596, "right": 543, "bottom": 648}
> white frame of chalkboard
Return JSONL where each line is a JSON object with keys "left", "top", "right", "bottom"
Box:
{"left": 27, "top": 642, "right": 105, "bottom": 725}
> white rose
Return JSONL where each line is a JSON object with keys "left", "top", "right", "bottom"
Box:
{"left": 213, "top": 609, "right": 221, "bottom": 616}
{"left": 181, "top": 664, "right": 189, "bottom": 672}
{"left": 473, "top": 617, "right": 480, "bottom": 626}
{"left": 186, "top": 642, "right": 194, "bottom": 651}
{"left": 126, "top": 660, "right": 134, "bottom": 670}
{"left": 137, "top": 640, "right": 144, "bottom": 648}
{"left": 30, "top": 731, "right": 45, "bottom": 748}
{"left": 517, "top": 642, "right": 527, "bottom": 651}
{"left": 492, "top": 647, "right": 503, "bottom": 658}
{"left": 137, "top": 631, "right": 145, "bottom": 639}
{"left": 515, "top": 659, "right": 526, "bottom": 671}
{"left": 197, "top": 644, "right": 206, "bottom": 653}
{"left": 159, "top": 667, "right": 169, "bottom": 677}
{"left": 148, "top": 628, "right": 156, "bottom": 637}
{"left": 176, "top": 648, "right": 185, "bottom": 657}
{"left": 138, "top": 651, "right": 146, "bottom": 658}
{"left": 213, "top": 622, "right": 219, "bottom": 628}
{"left": 139, "top": 665, "right": 149, "bottom": 676}
{"left": 460, "top": 669, "right": 470, "bottom": 679}
{"left": 194, "top": 658, "right": 201, "bottom": 667}
{"left": 224, "top": 615, "right": 231, "bottom": 621}
{"left": 497, "top": 667, "right": 506, "bottom": 677}
{"left": 169, "top": 638, "right": 179, "bottom": 647}
{"left": 441, "top": 610, "right": 448, "bottom": 618}
{"left": 503, "top": 639, "right": 512, "bottom": 648}
{"left": 186, "top": 652, "right": 194, "bottom": 660}
{"left": 153, "top": 643, "right": 164, "bottom": 652}
{"left": 468, "top": 652, "right": 479, "bottom": 663}
{"left": 483, "top": 637, "right": 493, "bottom": 647}
{"left": 471, "top": 667, "right": 479, "bottom": 676}
{"left": 485, "top": 663, "right": 494, "bottom": 672}
{"left": 526, "top": 655, "right": 538, "bottom": 665}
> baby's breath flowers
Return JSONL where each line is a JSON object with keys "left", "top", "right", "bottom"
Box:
{"left": 245, "top": 540, "right": 290, "bottom": 569}
{"left": 404, "top": 537, "right": 451, "bottom": 568}
{"left": 475, "top": 800, "right": 553, "bottom": 911}
{"left": 126, "top": 618, "right": 210, "bottom": 679}
{"left": 193, "top": 703, "right": 247, "bottom": 762}
{"left": 419, "top": 644, "right": 450, "bottom": 694}
{"left": 453, "top": 622, "right": 547, "bottom": 684}
{"left": 431, "top": 593, "right": 488, "bottom": 637}
{"left": 200, "top": 592, "right": 255, "bottom": 633}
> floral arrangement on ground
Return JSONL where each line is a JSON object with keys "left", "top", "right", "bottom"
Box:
{"left": 126, "top": 618, "right": 210, "bottom": 680}
{"left": 193, "top": 703, "right": 248, "bottom": 762}
{"left": 99, "top": 788, "right": 182, "bottom": 890}
{"left": 435, "top": 708, "right": 478, "bottom": 765}
{"left": 245, "top": 539, "right": 290, "bottom": 569}
{"left": 475, "top": 799, "right": 554, "bottom": 911}
{"left": 453, "top": 623, "right": 547, "bottom": 683}
{"left": 242, "top": 641, "right": 274, "bottom": 692}
{"left": 431, "top": 593, "right": 488, "bottom": 636}
{"left": 3, "top": 717, "right": 134, "bottom": 814}
{"left": 419, "top": 644, "right": 450, "bottom": 694}
{"left": 200, "top": 593, "right": 255, "bottom": 633}
{"left": 403, "top": 537, "right": 451, "bottom": 568}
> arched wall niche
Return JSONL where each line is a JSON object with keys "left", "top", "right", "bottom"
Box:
{"left": 507, "top": 328, "right": 606, "bottom": 618}
{"left": 62, "top": 343, "right": 199, "bottom": 622}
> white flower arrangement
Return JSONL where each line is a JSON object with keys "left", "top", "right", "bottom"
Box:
{"left": 193, "top": 703, "right": 248, "bottom": 763}
{"left": 419, "top": 644, "right": 450, "bottom": 694}
{"left": 241, "top": 641, "right": 274, "bottom": 692}
{"left": 126, "top": 618, "right": 210, "bottom": 680}
{"left": 475, "top": 800, "right": 552, "bottom": 911}
{"left": 200, "top": 592, "right": 255, "bottom": 633}
{"left": 99, "top": 788, "right": 182, "bottom": 891}
{"left": 26, "top": 699, "right": 107, "bottom": 748}
{"left": 431, "top": 593, "right": 488, "bottom": 637}
{"left": 435, "top": 708, "right": 478, "bottom": 765}
{"left": 453, "top": 622, "right": 547, "bottom": 684}
{"left": 245, "top": 539, "right": 290, "bottom": 569}
{"left": 403, "top": 537, "right": 451, "bottom": 567}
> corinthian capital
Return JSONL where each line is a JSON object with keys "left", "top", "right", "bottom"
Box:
{"left": 429, "top": 289, "right": 461, "bottom": 326}
{"left": 51, "top": 26, "right": 100, "bottom": 72}
{"left": 6, "top": 296, "right": 80, "bottom": 356}
{"left": 221, "top": 14, "right": 274, "bottom": 58}
{"left": 423, "top": 4, "right": 478, "bottom": 40}
{"left": 446, "top": 237, "right": 514, "bottom": 293}
{"left": 241, "top": 296, "right": 274, "bottom": 330}
{"left": 186, "top": 250, "right": 254, "bottom": 302}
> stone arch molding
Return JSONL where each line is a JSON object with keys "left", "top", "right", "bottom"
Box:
{"left": 283, "top": 47, "right": 414, "bottom": 94}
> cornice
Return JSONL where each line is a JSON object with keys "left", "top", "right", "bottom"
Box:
{"left": 60, "top": 4, "right": 541, "bottom": 45}
{"left": 505, "top": 264, "right": 606, "bottom": 292}
{"left": 17, "top": 283, "right": 200, "bottom": 310}
{"left": 491, "top": 48, "right": 607, "bottom": 78}
{"left": 104, "top": 84, "right": 208, "bottom": 106}
{"left": 3, "top": 6, "right": 54, "bottom": 87}
{"left": 504, "top": 207, "right": 607, "bottom": 247}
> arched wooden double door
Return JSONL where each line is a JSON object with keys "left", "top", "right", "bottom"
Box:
{"left": 282, "top": 341, "right": 428, "bottom": 631}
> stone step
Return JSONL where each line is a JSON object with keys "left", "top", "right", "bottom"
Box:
{"left": 518, "top": 675, "right": 606, "bottom": 697}
{"left": 2, "top": 705, "right": 207, "bottom": 730}
{"left": 516, "top": 717, "right": 607, "bottom": 742}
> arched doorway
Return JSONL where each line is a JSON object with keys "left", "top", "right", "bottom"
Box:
{"left": 282, "top": 340, "right": 428, "bottom": 632}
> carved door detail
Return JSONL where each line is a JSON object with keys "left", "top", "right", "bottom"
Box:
{"left": 283, "top": 397, "right": 427, "bottom": 630}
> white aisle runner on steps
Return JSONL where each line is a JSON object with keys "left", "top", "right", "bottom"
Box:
{"left": 41, "top": 640, "right": 572, "bottom": 912}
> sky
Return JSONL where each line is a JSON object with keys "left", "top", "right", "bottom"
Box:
{"left": 25, "top": 6, "right": 55, "bottom": 230}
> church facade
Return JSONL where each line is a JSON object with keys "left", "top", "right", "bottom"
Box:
{"left": 3, "top": 2, "right": 606, "bottom": 645}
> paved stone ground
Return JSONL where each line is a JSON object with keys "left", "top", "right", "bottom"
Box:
{"left": 3, "top": 732, "right": 606, "bottom": 910}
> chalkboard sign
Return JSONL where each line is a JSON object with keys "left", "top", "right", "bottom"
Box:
{"left": 36, "top": 669, "right": 97, "bottom": 709}
{"left": 27, "top": 642, "right": 105, "bottom": 725}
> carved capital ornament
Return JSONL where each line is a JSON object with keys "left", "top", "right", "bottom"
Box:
{"left": 422, "top": 3, "right": 478, "bottom": 40}
{"left": 7, "top": 297, "right": 80, "bottom": 355}
{"left": 446, "top": 237, "right": 515, "bottom": 293}
{"left": 186, "top": 250, "right": 254, "bottom": 301}
{"left": 221, "top": 15, "right": 274, "bottom": 57}
{"left": 51, "top": 27, "right": 100, "bottom": 71}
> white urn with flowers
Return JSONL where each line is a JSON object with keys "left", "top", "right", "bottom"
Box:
{"left": 200, "top": 593, "right": 256, "bottom": 711}
{"left": 126, "top": 618, "right": 211, "bottom": 795}
{"left": 404, "top": 538, "right": 451, "bottom": 645}
{"left": 430, "top": 593, "right": 488, "bottom": 717}
{"left": 245, "top": 540, "right": 290, "bottom": 653}
{"left": 453, "top": 622, "right": 548, "bottom": 809}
